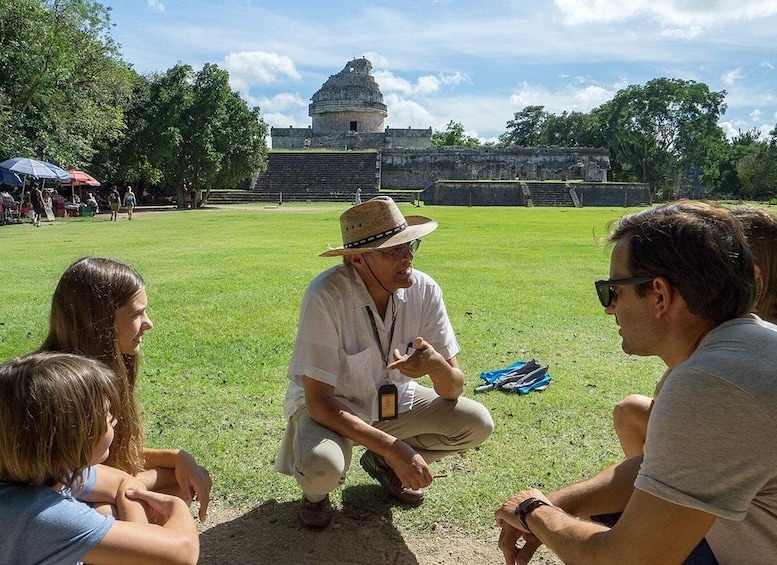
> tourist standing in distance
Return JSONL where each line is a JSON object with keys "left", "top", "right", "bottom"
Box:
{"left": 276, "top": 196, "right": 493, "bottom": 530}
{"left": 354, "top": 186, "right": 362, "bottom": 205}
{"left": 30, "top": 183, "right": 45, "bottom": 226}
{"left": 496, "top": 200, "right": 777, "bottom": 565}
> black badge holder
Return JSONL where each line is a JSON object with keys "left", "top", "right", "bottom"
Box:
{"left": 378, "top": 383, "right": 398, "bottom": 420}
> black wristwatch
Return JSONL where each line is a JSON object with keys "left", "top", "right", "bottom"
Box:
{"left": 514, "top": 497, "right": 550, "bottom": 533}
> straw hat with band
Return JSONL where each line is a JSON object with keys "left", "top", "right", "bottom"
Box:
{"left": 320, "top": 196, "right": 438, "bottom": 257}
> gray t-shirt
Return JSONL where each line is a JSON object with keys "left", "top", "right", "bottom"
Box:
{"left": 636, "top": 316, "right": 777, "bottom": 565}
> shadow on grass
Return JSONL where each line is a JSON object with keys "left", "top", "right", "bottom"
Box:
{"left": 198, "top": 485, "right": 420, "bottom": 564}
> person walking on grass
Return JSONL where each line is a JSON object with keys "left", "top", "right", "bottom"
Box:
{"left": 108, "top": 186, "right": 120, "bottom": 221}
{"left": 276, "top": 196, "right": 493, "bottom": 530}
{"left": 496, "top": 201, "right": 777, "bottom": 565}
{"left": 123, "top": 185, "right": 136, "bottom": 220}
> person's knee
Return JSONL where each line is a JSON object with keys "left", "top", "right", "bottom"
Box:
{"left": 612, "top": 394, "right": 649, "bottom": 434}
{"left": 454, "top": 400, "right": 494, "bottom": 448}
{"left": 295, "top": 443, "right": 347, "bottom": 496}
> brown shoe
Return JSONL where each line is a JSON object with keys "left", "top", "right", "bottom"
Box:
{"left": 360, "top": 450, "right": 425, "bottom": 507}
{"left": 298, "top": 495, "right": 332, "bottom": 530}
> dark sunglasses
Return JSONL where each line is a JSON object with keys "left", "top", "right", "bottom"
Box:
{"left": 594, "top": 276, "right": 654, "bottom": 307}
{"left": 374, "top": 239, "right": 421, "bottom": 260}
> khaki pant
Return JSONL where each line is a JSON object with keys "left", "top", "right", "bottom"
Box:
{"left": 287, "top": 385, "right": 494, "bottom": 502}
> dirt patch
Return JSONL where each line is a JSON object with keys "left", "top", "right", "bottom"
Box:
{"left": 198, "top": 499, "right": 563, "bottom": 565}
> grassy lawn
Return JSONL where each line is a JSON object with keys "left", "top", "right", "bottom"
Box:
{"left": 0, "top": 203, "right": 665, "bottom": 537}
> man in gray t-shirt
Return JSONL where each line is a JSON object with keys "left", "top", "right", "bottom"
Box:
{"left": 496, "top": 201, "right": 777, "bottom": 565}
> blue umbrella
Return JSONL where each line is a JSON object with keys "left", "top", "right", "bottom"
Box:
{"left": 0, "top": 168, "right": 23, "bottom": 187}
{"left": 0, "top": 157, "right": 60, "bottom": 179}
{"left": 41, "top": 161, "right": 72, "bottom": 183}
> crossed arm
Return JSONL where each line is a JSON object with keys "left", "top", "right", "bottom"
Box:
{"left": 495, "top": 457, "right": 716, "bottom": 565}
{"left": 137, "top": 447, "right": 212, "bottom": 521}
{"left": 78, "top": 465, "right": 199, "bottom": 565}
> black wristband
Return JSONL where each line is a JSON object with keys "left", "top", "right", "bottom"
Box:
{"left": 514, "top": 497, "right": 550, "bottom": 533}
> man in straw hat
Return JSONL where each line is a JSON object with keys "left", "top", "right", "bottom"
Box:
{"left": 275, "top": 196, "right": 493, "bottom": 530}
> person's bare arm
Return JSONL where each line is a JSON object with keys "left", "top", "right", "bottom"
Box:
{"left": 81, "top": 489, "right": 198, "bottom": 565}
{"left": 304, "top": 376, "right": 433, "bottom": 490}
{"left": 138, "top": 448, "right": 211, "bottom": 521}
{"left": 547, "top": 455, "right": 643, "bottom": 517}
{"left": 497, "top": 487, "right": 715, "bottom": 565}
{"left": 77, "top": 465, "right": 148, "bottom": 523}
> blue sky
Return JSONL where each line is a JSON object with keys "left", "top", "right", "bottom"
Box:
{"left": 108, "top": 0, "right": 777, "bottom": 145}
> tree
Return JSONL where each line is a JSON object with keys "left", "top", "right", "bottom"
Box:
{"left": 499, "top": 106, "right": 549, "bottom": 146}
{"left": 712, "top": 129, "right": 761, "bottom": 196}
{"left": 129, "top": 63, "right": 267, "bottom": 207}
{"left": 736, "top": 141, "right": 777, "bottom": 198}
{"left": 538, "top": 111, "right": 596, "bottom": 147}
{"left": 591, "top": 78, "right": 727, "bottom": 198}
{"left": 431, "top": 120, "right": 480, "bottom": 148}
{"left": 0, "top": 0, "right": 134, "bottom": 167}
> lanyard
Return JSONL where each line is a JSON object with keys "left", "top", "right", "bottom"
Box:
{"left": 365, "top": 296, "right": 397, "bottom": 383}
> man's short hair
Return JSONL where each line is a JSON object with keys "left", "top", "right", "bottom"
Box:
{"left": 609, "top": 200, "right": 755, "bottom": 323}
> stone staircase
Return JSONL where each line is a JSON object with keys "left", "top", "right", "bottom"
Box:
{"left": 524, "top": 182, "right": 577, "bottom": 207}
{"left": 204, "top": 189, "right": 265, "bottom": 205}
{"left": 255, "top": 151, "right": 380, "bottom": 203}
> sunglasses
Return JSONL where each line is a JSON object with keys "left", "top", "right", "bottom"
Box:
{"left": 594, "top": 276, "right": 654, "bottom": 307}
{"left": 374, "top": 239, "right": 421, "bottom": 260}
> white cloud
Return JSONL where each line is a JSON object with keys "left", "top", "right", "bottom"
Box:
{"left": 553, "top": 0, "right": 777, "bottom": 31}
{"left": 224, "top": 51, "right": 300, "bottom": 92}
{"left": 375, "top": 71, "right": 441, "bottom": 96}
{"left": 373, "top": 70, "right": 467, "bottom": 97}
{"left": 750, "top": 109, "right": 763, "bottom": 121}
{"left": 383, "top": 94, "right": 435, "bottom": 128}
{"left": 722, "top": 68, "right": 744, "bottom": 86}
{"left": 761, "top": 61, "right": 775, "bottom": 70}
{"left": 147, "top": 0, "right": 165, "bottom": 13}
{"left": 255, "top": 93, "right": 307, "bottom": 113}
{"left": 262, "top": 112, "right": 309, "bottom": 130}
{"left": 507, "top": 81, "right": 616, "bottom": 114}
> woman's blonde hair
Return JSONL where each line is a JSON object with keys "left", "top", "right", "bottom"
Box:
{"left": 0, "top": 352, "right": 121, "bottom": 489}
{"left": 732, "top": 206, "right": 777, "bottom": 324}
{"left": 39, "top": 257, "right": 146, "bottom": 474}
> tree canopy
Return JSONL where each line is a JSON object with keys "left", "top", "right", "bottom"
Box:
{"left": 0, "top": 0, "right": 268, "bottom": 199}
{"left": 432, "top": 120, "right": 481, "bottom": 148}
{"left": 497, "top": 78, "right": 774, "bottom": 199}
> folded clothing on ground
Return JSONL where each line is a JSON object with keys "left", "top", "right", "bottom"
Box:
{"left": 476, "top": 359, "right": 551, "bottom": 394}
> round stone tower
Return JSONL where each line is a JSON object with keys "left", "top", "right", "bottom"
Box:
{"left": 309, "top": 57, "right": 387, "bottom": 135}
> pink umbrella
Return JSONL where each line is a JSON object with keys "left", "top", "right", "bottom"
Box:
{"left": 63, "top": 170, "right": 100, "bottom": 186}
{"left": 61, "top": 170, "right": 100, "bottom": 201}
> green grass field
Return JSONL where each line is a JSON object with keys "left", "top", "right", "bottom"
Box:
{"left": 0, "top": 203, "right": 666, "bottom": 536}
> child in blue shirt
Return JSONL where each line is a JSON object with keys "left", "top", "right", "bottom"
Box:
{"left": 0, "top": 352, "right": 199, "bottom": 565}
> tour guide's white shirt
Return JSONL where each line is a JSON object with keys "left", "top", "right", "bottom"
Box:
{"left": 284, "top": 262, "right": 460, "bottom": 424}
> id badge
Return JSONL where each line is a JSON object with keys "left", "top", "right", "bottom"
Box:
{"left": 378, "top": 383, "right": 398, "bottom": 421}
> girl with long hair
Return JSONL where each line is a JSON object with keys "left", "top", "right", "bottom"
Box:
{"left": 39, "top": 256, "right": 211, "bottom": 520}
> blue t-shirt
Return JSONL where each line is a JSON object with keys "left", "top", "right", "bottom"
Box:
{"left": 0, "top": 468, "right": 114, "bottom": 565}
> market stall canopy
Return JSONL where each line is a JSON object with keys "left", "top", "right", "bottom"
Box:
{"left": 0, "top": 169, "right": 23, "bottom": 186}
{"left": 62, "top": 169, "right": 100, "bottom": 186}
{"left": 41, "top": 161, "right": 72, "bottom": 183}
{"left": 0, "top": 157, "right": 62, "bottom": 180}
